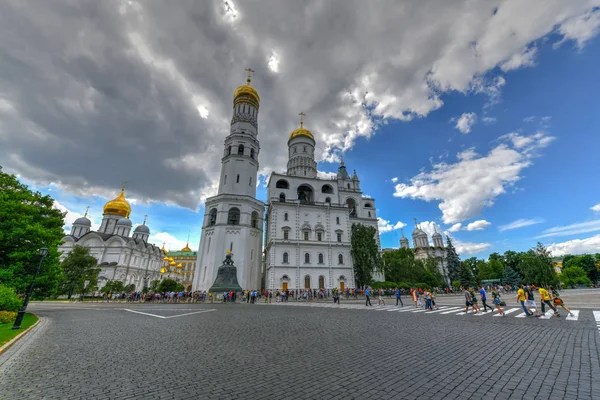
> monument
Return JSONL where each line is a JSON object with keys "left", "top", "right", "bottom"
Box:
{"left": 208, "top": 250, "right": 243, "bottom": 293}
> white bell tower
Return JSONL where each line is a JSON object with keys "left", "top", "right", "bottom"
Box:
{"left": 193, "top": 69, "right": 265, "bottom": 292}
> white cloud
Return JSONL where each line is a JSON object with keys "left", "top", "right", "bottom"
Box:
{"left": 268, "top": 51, "right": 280, "bottom": 73}
{"left": 416, "top": 220, "right": 442, "bottom": 239}
{"left": 466, "top": 220, "right": 491, "bottom": 231}
{"left": 452, "top": 238, "right": 492, "bottom": 256}
{"left": 394, "top": 132, "right": 555, "bottom": 224}
{"left": 547, "top": 234, "right": 600, "bottom": 257}
{"left": 448, "top": 223, "right": 462, "bottom": 232}
{"left": 149, "top": 232, "right": 191, "bottom": 252}
{"left": 378, "top": 218, "right": 406, "bottom": 234}
{"left": 535, "top": 220, "right": 600, "bottom": 239}
{"left": 317, "top": 170, "right": 337, "bottom": 180}
{"left": 556, "top": 9, "right": 600, "bottom": 49}
{"left": 391, "top": 177, "right": 398, "bottom": 183}
{"left": 591, "top": 203, "right": 600, "bottom": 212}
{"left": 500, "top": 46, "right": 537, "bottom": 71}
{"left": 454, "top": 112, "right": 477, "bottom": 134}
{"left": 53, "top": 200, "right": 100, "bottom": 233}
{"left": 499, "top": 218, "right": 544, "bottom": 231}
{"left": 482, "top": 117, "right": 497, "bottom": 124}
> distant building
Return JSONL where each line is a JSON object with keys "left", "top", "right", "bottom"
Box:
{"left": 164, "top": 242, "right": 197, "bottom": 291}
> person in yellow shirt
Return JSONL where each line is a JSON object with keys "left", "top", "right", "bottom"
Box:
{"left": 539, "top": 287, "right": 560, "bottom": 317}
{"left": 516, "top": 285, "right": 532, "bottom": 317}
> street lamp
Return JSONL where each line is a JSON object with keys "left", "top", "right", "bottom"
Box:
{"left": 13, "top": 247, "right": 49, "bottom": 330}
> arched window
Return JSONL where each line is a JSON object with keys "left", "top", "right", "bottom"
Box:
{"left": 338, "top": 254, "right": 344, "bottom": 264}
{"left": 347, "top": 183, "right": 350, "bottom": 189}
{"left": 209, "top": 208, "right": 217, "bottom": 226}
{"left": 304, "top": 253, "right": 310, "bottom": 264}
{"left": 284, "top": 212, "right": 288, "bottom": 221}
{"left": 304, "top": 275, "right": 311, "bottom": 289}
{"left": 297, "top": 185, "right": 313, "bottom": 203}
{"left": 251, "top": 211, "right": 259, "bottom": 229}
{"left": 227, "top": 146, "right": 231, "bottom": 156}
{"left": 318, "top": 253, "right": 324, "bottom": 264}
{"left": 303, "top": 146, "right": 307, "bottom": 153}
{"left": 325, "top": 197, "right": 331, "bottom": 204}
{"left": 321, "top": 184, "right": 334, "bottom": 194}
{"left": 279, "top": 193, "right": 286, "bottom": 202}
{"left": 283, "top": 252, "right": 289, "bottom": 263}
{"left": 250, "top": 148, "right": 255, "bottom": 159}
{"left": 227, "top": 207, "right": 240, "bottom": 225}
{"left": 276, "top": 180, "right": 289, "bottom": 189}
{"left": 346, "top": 198, "right": 357, "bottom": 217}
{"left": 364, "top": 203, "right": 372, "bottom": 208}
{"left": 238, "top": 144, "right": 244, "bottom": 155}
{"left": 368, "top": 211, "right": 371, "bottom": 217}
{"left": 336, "top": 216, "right": 340, "bottom": 224}
{"left": 319, "top": 276, "right": 325, "bottom": 289}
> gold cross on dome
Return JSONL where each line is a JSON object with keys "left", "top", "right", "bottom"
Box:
{"left": 84, "top": 206, "right": 90, "bottom": 217}
{"left": 299, "top": 112, "right": 305, "bottom": 128}
{"left": 245, "top": 68, "right": 255, "bottom": 84}
{"left": 143, "top": 214, "right": 148, "bottom": 225}
{"left": 227, "top": 249, "right": 232, "bottom": 255}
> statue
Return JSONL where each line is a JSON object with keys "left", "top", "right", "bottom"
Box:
{"left": 208, "top": 250, "right": 243, "bottom": 293}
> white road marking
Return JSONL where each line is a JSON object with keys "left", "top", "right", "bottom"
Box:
{"left": 426, "top": 307, "right": 458, "bottom": 314}
{"left": 538, "top": 310, "right": 555, "bottom": 320}
{"left": 163, "top": 309, "right": 216, "bottom": 318}
{"left": 386, "top": 307, "right": 417, "bottom": 312}
{"left": 455, "top": 310, "right": 476, "bottom": 316}
{"left": 473, "top": 310, "right": 494, "bottom": 316}
{"left": 124, "top": 309, "right": 165, "bottom": 319}
{"left": 515, "top": 308, "right": 537, "bottom": 318}
{"left": 565, "top": 310, "right": 579, "bottom": 321}
{"left": 124, "top": 309, "right": 216, "bottom": 319}
{"left": 494, "top": 308, "right": 519, "bottom": 317}
{"left": 411, "top": 308, "right": 429, "bottom": 313}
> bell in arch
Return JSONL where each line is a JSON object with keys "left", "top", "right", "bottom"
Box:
{"left": 208, "top": 250, "right": 243, "bottom": 293}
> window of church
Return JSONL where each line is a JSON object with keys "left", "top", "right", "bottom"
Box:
{"left": 279, "top": 193, "right": 286, "bottom": 202}
{"left": 230, "top": 242, "right": 233, "bottom": 251}
{"left": 294, "top": 147, "right": 297, "bottom": 153}
{"left": 303, "top": 146, "right": 307, "bottom": 152}
{"left": 322, "top": 184, "right": 334, "bottom": 194}
{"left": 283, "top": 231, "right": 289, "bottom": 240}
{"left": 319, "top": 276, "right": 325, "bottom": 289}
{"left": 325, "top": 197, "right": 331, "bottom": 205}
{"left": 276, "top": 180, "right": 289, "bottom": 189}
{"left": 283, "top": 252, "right": 289, "bottom": 263}
{"left": 318, "top": 253, "right": 324, "bottom": 264}
{"left": 347, "top": 183, "right": 350, "bottom": 189}
{"left": 251, "top": 211, "right": 258, "bottom": 229}
{"left": 368, "top": 211, "right": 371, "bottom": 217}
{"left": 249, "top": 177, "right": 252, "bottom": 186}
{"left": 224, "top": 175, "right": 227, "bottom": 184}
{"left": 284, "top": 212, "right": 288, "bottom": 221}
{"left": 250, "top": 148, "right": 255, "bottom": 159}
{"left": 236, "top": 174, "right": 240, "bottom": 183}
{"left": 304, "top": 275, "right": 311, "bottom": 288}
{"left": 337, "top": 233, "right": 342, "bottom": 242}
{"left": 304, "top": 253, "right": 310, "bottom": 264}
{"left": 209, "top": 208, "right": 217, "bottom": 226}
{"left": 338, "top": 254, "right": 344, "bottom": 264}
{"left": 304, "top": 231, "right": 309, "bottom": 241}
{"left": 227, "top": 208, "right": 240, "bottom": 225}
{"left": 238, "top": 144, "right": 244, "bottom": 155}
{"left": 336, "top": 217, "right": 340, "bottom": 224}
{"left": 227, "top": 146, "right": 231, "bottom": 156}
{"left": 317, "top": 232, "right": 322, "bottom": 241}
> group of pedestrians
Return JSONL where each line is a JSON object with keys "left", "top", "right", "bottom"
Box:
{"left": 515, "top": 284, "right": 573, "bottom": 317}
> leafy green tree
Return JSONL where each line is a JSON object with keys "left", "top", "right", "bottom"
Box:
{"left": 564, "top": 254, "right": 598, "bottom": 284}
{"left": 452, "top": 280, "right": 461, "bottom": 290}
{"left": 150, "top": 280, "right": 161, "bottom": 291}
{"left": 463, "top": 257, "right": 479, "bottom": 279}
{"left": 383, "top": 248, "right": 418, "bottom": 283}
{"left": 459, "top": 262, "right": 476, "bottom": 288}
{"left": 520, "top": 242, "right": 558, "bottom": 286}
{"left": 488, "top": 252, "right": 504, "bottom": 264}
{"left": 478, "top": 259, "right": 505, "bottom": 281}
{"left": 560, "top": 266, "right": 591, "bottom": 288}
{"left": 0, "top": 284, "right": 23, "bottom": 312}
{"left": 502, "top": 265, "right": 521, "bottom": 286}
{"left": 422, "top": 257, "right": 444, "bottom": 288}
{"left": 0, "top": 166, "right": 65, "bottom": 297}
{"left": 157, "top": 279, "right": 184, "bottom": 293}
{"left": 60, "top": 245, "right": 100, "bottom": 299}
{"left": 350, "top": 224, "right": 381, "bottom": 288}
{"left": 445, "top": 237, "right": 461, "bottom": 284}
{"left": 503, "top": 250, "right": 523, "bottom": 278}
{"left": 101, "top": 280, "right": 126, "bottom": 294}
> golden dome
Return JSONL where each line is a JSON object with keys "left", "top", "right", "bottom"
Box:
{"left": 181, "top": 243, "right": 192, "bottom": 252}
{"left": 160, "top": 267, "right": 166, "bottom": 274}
{"left": 163, "top": 256, "right": 169, "bottom": 261}
{"left": 176, "top": 263, "right": 183, "bottom": 269}
{"left": 289, "top": 112, "right": 314, "bottom": 141}
{"left": 103, "top": 188, "right": 131, "bottom": 218}
{"left": 169, "top": 260, "right": 176, "bottom": 266}
{"left": 233, "top": 68, "right": 260, "bottom": 109}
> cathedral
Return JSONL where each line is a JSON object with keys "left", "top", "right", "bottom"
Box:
{"left": 193, "top": 71, "right": 381, "bottom": 292}
{"left": 59, "top": 187, "right": 165, "bottom": 291}
{"left": 399, "top": 220, "right": 450, "bottom": 285}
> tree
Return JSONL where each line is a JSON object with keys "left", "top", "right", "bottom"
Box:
{"left": 60, "top": 245, "right": 100, "bottom": 299}
{"left": 463, "top": 257, "right": 479, "bottom": 279}
{"left": 520, "top": 242, "right": 558, "bottom": 286}
{"left": 445, "top": 237, "right": 461, "bottom": 284}
{"left": 564, "top": 254, "right": 598, "bottom": 284}
{"left": 560, "top": 266, "right": 591, "bottom": 288}
{"left": 459, "top": 262, "right": 476, "bottom": 288}
{"left": 502, "top": 265, "right": 521, "bottom": 286}
{"left": 350, "top": 223, "right": 381, "bottom": 288}
{"left": 383, "top": 248, "right": 417, "bottom": 284}
{"left": 157, "top": 279, "right": 184, "bottom": 293}
{"left": 422, "top": 257, "right": 444, "bottom": 288}
{"left": 0, "top": 166, "right": 66, "bottom": 297}
{"left": 478, "top": 259, "right": 504, "bottom": 281}
{"left": 101, "top": 280, "right": 126, "bottom": 295}
{"left": 503, "top": 250, "right": 523, "bottom": 278}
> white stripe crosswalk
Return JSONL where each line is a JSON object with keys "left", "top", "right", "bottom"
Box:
{"left": 494, "top": 308, "right": 520, "bottom": 317}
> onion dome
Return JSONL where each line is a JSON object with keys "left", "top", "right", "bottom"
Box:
{"left": 169, "top": 260, "right": 176, "bottom": 267}
{"left": 116, "top": 217, "right": 132, "bottom": 227}
{"left": 73, "top": 216, "right": 91, "bottom": 227}
{"left": 181, "top": 243, "right": 192, "bottom": 252}
{"left": 234, "top": 69, "right": 260, "bottom": 110}
{"left": 103, "top": 187, "right": 131, "bottom": 218}
{"left": 134, "top": 224, "right": 150, "bottom": 233}
{"left": 432, "top": 225, "right": 442, "bottom": 239}
{"left": 289, "top": 112, "right": 314, "bottom": 141}
{"left": 176, "top": 263, "right": 183, "bottom": 269}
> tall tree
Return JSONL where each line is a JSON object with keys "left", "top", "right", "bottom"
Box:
{"left": 445, "top": 237, "right": 461, "bottom": 283}
{"left": 560, "top": 266, "right": 591, "bottom": 288}
{"left": 564, "top": 254, "right": 598, "bottom": 284}
{"left": 503, "top": 250, "right": 523, "bottom": 278}
{"left": 459, "top": 262, "right": 476, "bottom": 289}
{"left": 60, "top": 245, "right": 100, "bottom": 299}
{"left": 422, "top": 257, "right": 444, "bottom": 288}
{"left": 520, "top": 242, "right": 558, "bottom": 286}
{"left": 0, "top": 166, "right": 65, "bottom": 297}
{"left": 350, "top": 223, "right": 381, "bottom": 288}
{"left": 382, "top": 247, "right": 417, "bottom": 283}
{"left": 502, "top": 265, "right": 521, "bottom": 286}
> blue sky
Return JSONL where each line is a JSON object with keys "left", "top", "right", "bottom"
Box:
{"left": 2, "top": 2, "right": 600, "bottom": 259}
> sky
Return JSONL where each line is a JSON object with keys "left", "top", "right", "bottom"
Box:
{"left": 1, "top": 0, "right": 600, "bottom": 258}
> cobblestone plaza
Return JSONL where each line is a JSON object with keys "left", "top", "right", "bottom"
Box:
{"left": 1, "top": 294, "right": 600, "bottom": 399}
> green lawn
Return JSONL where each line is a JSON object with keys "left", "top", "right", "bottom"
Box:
{"left": 0, "top": 313, "right": 39, "bottom": 347}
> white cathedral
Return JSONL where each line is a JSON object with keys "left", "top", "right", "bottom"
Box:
{"left": 193, "top": 72, "right": 381, "bottom": 292}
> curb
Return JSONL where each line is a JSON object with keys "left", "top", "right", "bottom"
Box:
{"left": 0, "top": 316, "right": 41, "bottom": 356}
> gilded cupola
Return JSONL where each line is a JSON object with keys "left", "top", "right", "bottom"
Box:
{"left": 103, "top": 187, "right": 131, "bottom": 218}
{"left": 234, "top": 68, "right": 260, "bottom": 110}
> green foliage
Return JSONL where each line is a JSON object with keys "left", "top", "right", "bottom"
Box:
{"left": 503, "top": 250, "right": 523, "bottom": 277}
{"left": 370, "top": 281, "right": 397, "bottom": 289}
{"left": 502, "top": 265, "right": 521, "bottom": 286}
{"left": 459, "top": 262, "right": 476, "bottom": 288}
{"left": 350, "top": 224, "right": 381, "bottom": 288}
{"left": 520, "top": 242, "right": 558, "bottom": 286}
{"left": 157, "top": 279, "right": 184, "bottom": 293}
{"left": 477, "top": 259, "right": 504, "bottom": 281}
{"left": 0, "top": 285, "right": 23, "bottom": 312}
{"left": 452, "top": 280, "right": 461, "bottom": 289}
{"left": 101, "top": 280, "right": 126, "bottom": 294}
{"left": 422, "top": 257, "right": 444, "bottom": 288}
{"left": 463, "top": 257, "right": 478, "bottom": 279}
{"left": 60, "top": 245, "right": 100, "bottom": 299}
{"left": 560, "top": 266, "right": 592, "bottom": 288}
{"left": 563, "top": 254, "right": 598, "bottom": 283}
{"left": 382, "top": 248, "right": 444, "bottom": 288}
{"left": 0, "top": 311, "right": 18, "bottom": 324}
{"left": 0, "top": 166, "right": 66, "bottom": 297}
{"left": 445, "top": 237, "right": 461, "bottom": 283}
{"left": 150, "top": 280, "right": 161, "bottom": 291}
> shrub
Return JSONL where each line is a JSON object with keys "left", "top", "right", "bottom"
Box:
{"left": 0, "top": 285, "right": 23, "bottom": 312}
{"left": 0, "top": 311, "right": 18, "bottom": 324}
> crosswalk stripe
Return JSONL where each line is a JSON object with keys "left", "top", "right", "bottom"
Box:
{"left": 426, "top": 307, "right": 459, "bottom": 314}
{"left": 515, "top": 307, "right": 537, "bottom": 318}
{"left": 565, "top": 310, "right": 579, "bottom": 321}
{"left": 454, "top": 310, "right": 475, "bottom": 315}
{"left": 386, "top": 307, "right": 417, "bottom": 312}
{"left": 411, "top": 308, "right": 429, "bottom": 313}
{"left": 593, "top": 311, "right": 600, "bottom": 331}
{"left": 539, "top": 310, "right": 555, "bottom": 320}
{"left": 473, "top": 310, "right": 494, "bottom": 316}
{"left": 441, "top": 308, "right": 465, "bottom": 314}
{"left": 494, "top": 308, "right": 519, "bottom": 317}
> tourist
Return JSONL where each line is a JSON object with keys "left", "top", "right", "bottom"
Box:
{"left": 479, "top": 285, "right": 494, "bottom": 312}
{"left": 378, "top": 288, "right": 386, "bottom": 305}
{"left": 464, "top": 288, "right": 473, "bottom": 313}
{"left": 491, "top": 288, "right": 505, "bottom": 316}
{"left": 365, "top": 287, "right": 372, "bottom": 306}
{"left": 524, "top": 284, "right": 541, "bottom": 317}
{"left": 538, "top": 286, "right": 560, "bottom": 317}
{"left": 549, "top": 287, "right": 573, "bottom": 316}
{"left": 411, "top": 288, "right": 418, "bottom": 307}
{"left": 469, "top": 288, "right": 480, "bottom": 313}
{"left": 395, "top": 287, "right": 403, "bottom": 306}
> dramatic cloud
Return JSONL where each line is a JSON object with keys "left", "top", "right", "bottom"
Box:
{"left": 317, "top": 171, "right": 337, "bottom": 180}
{"left": 149, "top": 232, "right": 192, "bottom": 252}
{"left": 465, "top": 220, "right": 492, "bottom": 231}
{"left": 535, "top": 220, "right": 600, "bottom": 239}
{"left": 53, "top": 200, "right": 101, "bottom": 233}
{"left": 0, "top": 1, "right": 597, "bottom": 209}
{"left": 500, "top": 46, "right": 538, "bottom": 71}
{"left": 394, "top": 132, "right": 555, "bottom": 224}
{"left": 454, "top": 112, "right": 477, "bottom": 134}
{"left": 547, "top": 233, "right": 600, "bottom": 257}
{"left": 448, "top": 223, "right": 462, "bottom": 232}
{"left": 499, "top": 218, "right": 544, "bottom": 231}
{"left": 591, "top": 203, "right": 600, "bottom": 212}
{"left": 452, "top": 238, "right": 492, "bottom": 256}
{"left": 378, "top": 218, "right": 406, "bottom": 234}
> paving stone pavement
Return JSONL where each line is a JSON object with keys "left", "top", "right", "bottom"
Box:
{"left": 1, "top": 302, "right": 599, "bottom": 399}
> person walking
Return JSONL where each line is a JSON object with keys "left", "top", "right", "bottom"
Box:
{"left": 378, "top": 288, "right": 386, "bottom": 305}
{"left": 538, "top": 286, "right": 560, "bottom": 317}
{"left": 411, "top": 288, "right": 418, "bottom": 307}
{"left": 395, "top": 287, "right": 403, "bottom": 306}
{"left": 479, "top": 285, "right": 494, "bottom": 312}
{"left": 469, "top": 288, "right": 480, "bottom": 313}
{"left": 524, "top": 284, "right": 541, "bottom": 317}
{"left": 550, "top": 287, "right": 573, "bottom": 316}
{"left": 492, "top": 288, "right": 505, "bottom": 316}
{"left": 464, "top": 288, "right": 473, "bottom": 313}
{"left": 516, "top": 285, "right": 531, "bottom": 316}
{"left": 365, "top": 288, "right": 372, "bottom": 306}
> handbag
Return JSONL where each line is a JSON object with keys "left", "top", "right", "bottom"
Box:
{"left": 499, "top": 300, "right": 506, "bottom": 306}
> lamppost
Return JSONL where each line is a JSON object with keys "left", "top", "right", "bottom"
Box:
{"left": 13, "top": 247, "right": 49, "bottom": 330}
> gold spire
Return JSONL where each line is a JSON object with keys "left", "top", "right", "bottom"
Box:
{"left": 234, "top": 68, "right": 260, "bottom": 109}
{"left": 299, "top": 112, "right": 305, "bottom": 128}
{"left": 84, "top": 206, "right": 90, "bottom": 218}
{"left": 289, "top": 111, "right": 314, "bottom": 141}
{"left": 103, "top": 186, "right": 131, "bottom": 218}
{"left": 245, "top": 67, "right": 254, "bottom": 84}
{"left": 181, "top": 230, "right": 192, "bottom": 252}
